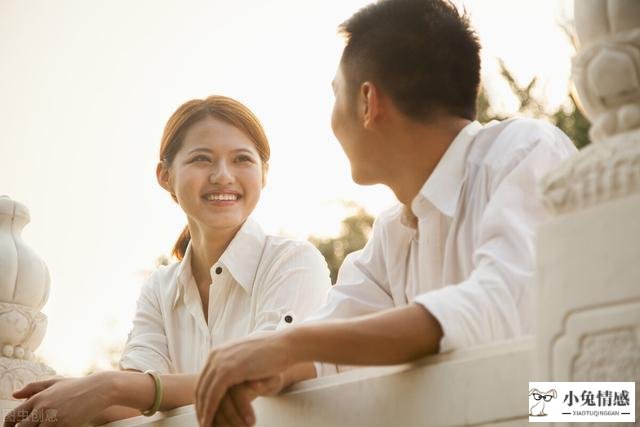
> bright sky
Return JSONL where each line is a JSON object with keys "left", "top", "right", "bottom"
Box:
{"left": 0, "top": 0, "right": 574, "bottom": 375}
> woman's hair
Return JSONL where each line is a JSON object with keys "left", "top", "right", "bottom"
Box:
{"left": 159, "top": 95, "right": 270, "bottom": 260}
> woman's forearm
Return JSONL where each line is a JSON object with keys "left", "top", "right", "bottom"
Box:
{"left": 108, "top": 372, "right": 198, "bottom": 412}
{"left": 281, "top": 362, "right": 317, "bottom": 389}
{"left": 91, "top": 405, "right": 141, "bottom": 425}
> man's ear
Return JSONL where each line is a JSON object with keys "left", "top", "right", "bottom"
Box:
{"left": 361, "top": 81, "right": 381, "bottom": 129}
{"left": 156, "top": 162, "right": 176, "bottom": 200}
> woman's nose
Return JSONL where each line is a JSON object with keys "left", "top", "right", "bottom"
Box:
{"left": 209, "top": 161, "right": 234, "bottom": 185}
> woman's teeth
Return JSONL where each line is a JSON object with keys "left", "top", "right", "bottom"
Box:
{"left": 206, "top": 194, "right": 238, "bottom": 201}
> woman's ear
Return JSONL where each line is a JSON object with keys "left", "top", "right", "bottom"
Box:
{"left": 156, "top": 162, "right": 176, "bottom": 200}
{"left": 261, "top": 163, "right": 269, "bottom": 189}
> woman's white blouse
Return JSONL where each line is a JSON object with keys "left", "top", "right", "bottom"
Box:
{"left": 119, "top": 218, "right": 331, "bottom": 374}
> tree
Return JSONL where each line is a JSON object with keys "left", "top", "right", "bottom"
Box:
{"left": 477, "top": 59, "right": 591, "bottom": 149}
{"left": 309, "top": 204, "right": 374, "bottom": 284}
{"left": 552, "top": 93, "right": 591, "bottom": 149}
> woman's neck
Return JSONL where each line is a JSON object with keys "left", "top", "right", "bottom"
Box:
{"left": 188, "top": 223, "right": 241, "bottom": 289}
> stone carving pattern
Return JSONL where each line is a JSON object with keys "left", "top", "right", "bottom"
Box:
{"left": 0, "top": 357, "right": 56, "bottom": 401}
{"left": 0, "top": 302, "right": 47, "bottom": 360}
{"left": 541, "top": 134, "right": 640, "bottom": 215}
{"left": 572, "top": 328, "right": 640, "bottom": 427}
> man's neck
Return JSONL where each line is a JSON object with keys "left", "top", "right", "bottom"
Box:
{"left": 382, "top": 117, "right": 471, "bottom": 206}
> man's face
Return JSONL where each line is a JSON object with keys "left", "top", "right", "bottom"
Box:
{"left": 330, "top": 62, "right": 378, "bottom": 185}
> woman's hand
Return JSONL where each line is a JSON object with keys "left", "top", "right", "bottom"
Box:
{"left": 4, "top": 373, "right": 115, "bottom": 426}
{"left": 211, "top": 375, "right": 286, "bottom": 427}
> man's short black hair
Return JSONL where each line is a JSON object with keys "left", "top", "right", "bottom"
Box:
{"left": 339, "top": 0, "right": 481, "bottom": 121}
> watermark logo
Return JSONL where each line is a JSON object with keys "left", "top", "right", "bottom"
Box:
{"left": 529, "top": 388, "right": 557, "bottom": 416}
{"left": 529, "top": 382, "right": 635, "bottom": 423}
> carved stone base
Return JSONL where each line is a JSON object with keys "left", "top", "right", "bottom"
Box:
{"left": 541, "top": 132, "right": 640, "bottom": 215}
{"left": 536, "top": 190, "right": 640, "bottom": 425}
{"left": 0, "top": 302, "right": 48, "bottom": 360}
{"left": 0, "top": 357, "right": 56, "bottom": 400}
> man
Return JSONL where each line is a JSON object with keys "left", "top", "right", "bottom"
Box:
{"left": 195, "top": 0, "right": 577, "bottom": 425}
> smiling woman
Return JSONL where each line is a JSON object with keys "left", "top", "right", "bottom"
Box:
{"left": 3, "top": 96, "right": 332, "bottom": 427}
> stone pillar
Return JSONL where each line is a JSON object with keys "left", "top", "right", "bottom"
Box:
{"left": 0, "top": 196, "right": 55, "bottom": 405}
{"left": 536, "top": 0, "right": 640, "bottom": 416}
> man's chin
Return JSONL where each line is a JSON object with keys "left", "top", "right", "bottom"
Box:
{"left": 351, "top": 169, "right": 379, "bottom": 186}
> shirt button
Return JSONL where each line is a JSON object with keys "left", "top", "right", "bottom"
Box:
{"left": 284, "top": 315, "right": 293, "bottom": 323}
{"left": 215, "top": 267, "right": 222, "bottom": 275}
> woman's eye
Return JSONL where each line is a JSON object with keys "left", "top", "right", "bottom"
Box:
{"left": 191, "top": 155, "right": 210, "bottom": 163}
{"left": 235, "top": 155, "right": 253, "bottom": 163}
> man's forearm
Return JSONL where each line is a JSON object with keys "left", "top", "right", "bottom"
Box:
{"left": 285, "top": 304, "right": 443, "bottom": 367}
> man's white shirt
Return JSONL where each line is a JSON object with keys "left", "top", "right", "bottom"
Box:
{"left": 310, "top": 118, "right": 577, "bottom": 376}
{"left": 119, "top": 218, "right": 331, "bottom": 374}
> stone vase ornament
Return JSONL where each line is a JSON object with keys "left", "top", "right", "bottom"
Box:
{"left": 0, "top": 196, "right": 55, "bottom": 401}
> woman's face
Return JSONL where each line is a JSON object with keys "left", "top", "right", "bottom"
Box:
{"left": 164, "top": 116, "right": 264, "bottom": 235}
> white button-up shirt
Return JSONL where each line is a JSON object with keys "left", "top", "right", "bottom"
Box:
{"left": 120, "top": 218, "right": 331, "bottom": 374}
{"left": 311, "top": 118, "right": 577, "bottom": 375}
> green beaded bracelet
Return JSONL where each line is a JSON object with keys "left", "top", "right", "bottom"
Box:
{"left": 142, "top": 370, "right": 163, "bottom": 417}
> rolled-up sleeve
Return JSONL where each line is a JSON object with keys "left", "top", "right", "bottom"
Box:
{"left": 305, "top": 216, "right": 396, "bottom": 376}
{"left": 119, "top": 273, "right": 173, "bottom": 374}
{"left": 414, "top": 137, "right": 573, "bottom": 352}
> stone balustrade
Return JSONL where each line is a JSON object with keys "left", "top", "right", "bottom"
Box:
{"left": 104, "top": 339, "right": 533, "bottom": 427}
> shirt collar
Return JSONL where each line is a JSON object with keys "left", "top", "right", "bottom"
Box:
{"left": 172, "top": 217, "right": 267, "bottom": 308}
{"left": 173, "top": 242, "right": 194, "bottom": 309}
{"left": 218, "top": 217, "right": 266, "bottom": 294}
{"left": 411, "top": 120, "right": 483, "bottom": 218}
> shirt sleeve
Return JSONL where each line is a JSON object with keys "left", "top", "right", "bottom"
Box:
{"left": 304, "top": 215, "right": 396, "bottom": 376}
{"left": 414, "top": 134, "right": 575, "bottom": 353}
{"left": 119, "top": 272, "right": 173, "bottom": 374}
{"left": 251, "top": 242, "right": 332, "bottom": 333}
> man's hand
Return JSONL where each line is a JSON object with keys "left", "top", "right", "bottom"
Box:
{"left": 196, "top": 304, "right": 442, "bottom": 426}
{"left": 195, "top": 333, "right": 293, "bottom": 427}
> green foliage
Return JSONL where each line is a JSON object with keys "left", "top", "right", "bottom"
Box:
{"left": 477, "top": 59, "right": 590, "bottom": 149}
{"left": 309, "top": 205, "right": 374, "bottom": 284}
{"left": 552, "top": 93, "right": 591, "bottom": 149}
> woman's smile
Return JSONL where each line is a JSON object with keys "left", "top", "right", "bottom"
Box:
{"left": 202, "top": 191, "right": 242, "bottom": 206}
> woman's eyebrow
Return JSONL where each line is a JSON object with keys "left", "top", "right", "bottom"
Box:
{"left": 186, "top": 147, "right": 213, "bottom": 155}
{"left": 186, "top": 147, "right": 257, "bottom": 156}
{"left": 231, "top": 148, "right": 256, "bottom": 155}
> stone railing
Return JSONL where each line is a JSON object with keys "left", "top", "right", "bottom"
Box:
{"left": 104, "top": 339, "right": 533, "bottom": 427}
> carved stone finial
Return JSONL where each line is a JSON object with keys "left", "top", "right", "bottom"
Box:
{"left": 541, "top": 0, "right": 640, "bottom": 215}
{"left": 0, "top": 196, "right": 55, "bottom": 400}
{"left": 573, "top": 0, "right": 640, "bottom": 143}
